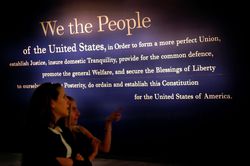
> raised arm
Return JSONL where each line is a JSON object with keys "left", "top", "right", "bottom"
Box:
{"left": 99, "top": 111, "right": 122, "bottom": 152}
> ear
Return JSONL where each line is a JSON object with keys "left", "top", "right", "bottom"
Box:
{"left": 50, "top": 100, "right": 56, "bottom": 109}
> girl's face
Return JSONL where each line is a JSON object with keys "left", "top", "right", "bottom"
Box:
{"left": 51, "top": 87, "right": 69, "bottom": 120}
{"left": 69, "top": 100, "right": 80, "bottom": 126}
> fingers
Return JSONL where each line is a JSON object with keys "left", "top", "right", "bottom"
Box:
{"left": 107, "top": 112, "right": 120, "bottom": 122}
{"left": 75, "top": 153, "right": 84, "bottom": 161}
{"left": 106, "top": 107, "right": 123, "bottom": 122}
{"left": 112, "top": 111, "right": 122, "bottom": 121}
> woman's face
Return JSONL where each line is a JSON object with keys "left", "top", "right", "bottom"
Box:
{"left": 69, "top": 100, "right": 80, "bottom": 126}
{"left": 51, "top": 87, "right": 69, "bottom": 120}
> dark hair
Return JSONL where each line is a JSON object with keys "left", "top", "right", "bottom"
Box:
{"left": 27, "top": 82, "right": 62, "bottom": 128}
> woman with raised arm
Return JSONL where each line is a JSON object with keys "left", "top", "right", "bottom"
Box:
{"left": 66, "top": 96, "right": 122, "bottom": 161}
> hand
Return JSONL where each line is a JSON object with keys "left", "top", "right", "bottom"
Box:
{"left": 75, "top": 153, "right": 84, "bottom": 161}
{"left": 106, "top": 111, "right": 122, "bottom": 122}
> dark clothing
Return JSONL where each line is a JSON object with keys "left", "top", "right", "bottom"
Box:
{"left": 22, "top": 126, "right": 92, "bottom": 166}
{"left": 73, "top": 130, "right": 93, "bottom": 158}
{"left": 22, "top": 127, "right": 59, "bottom": 166}
{"left": 60, "top": 126, "right": 92, "bottom": 166}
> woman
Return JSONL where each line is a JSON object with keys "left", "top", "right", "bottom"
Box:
{"left": 66, "top": 96, "right": 122, "bottom": 161}
{"left": 22, "top": 83, "right": 91, "bottom": 166}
